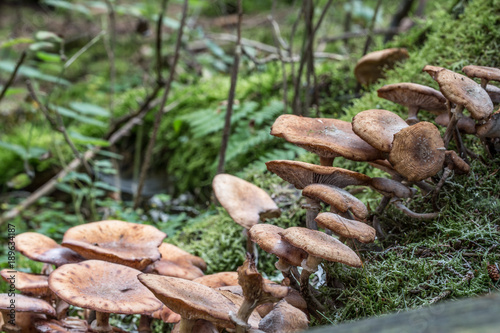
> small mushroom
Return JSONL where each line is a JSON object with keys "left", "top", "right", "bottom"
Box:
{"left": 352, "top": 109, "right": 409, "bottom": 153}
{"left": 271, "top": 115, "right": 384, "bottom": 166}
{"left": 48, "top": 260, "right": 163, "bottom": 332}
{"left": 423, "top": 65, "right": 494, "bottom": 148}
{"left": 314, "top": 212, "right": 375, "bottom": 243}
{"left": 462, "top": 65, "right": 500, "bottom": 88}
{"left": 61, "top": 220, "right": 167, "bottom": 270}
{"left": 258, "top": 300, "right": 309, "bottom": 333}
{"left": 279, "top": 227, "right": 362, "bottom": 316}
{"left": 388, "top": 121, "right": 446, "bottom": 182}
{"left": 485, "top": 84, "right": 500, "bottom": 104}
{"left": 0, "top": 293, "right": 56, "bottom": 333}
{"left": 354, "top": 48, "right": 409, "bottom": 86}
{"left": 377, "top": 83, "right": 447, "bottom": 124}
{"left": 0, "top": 269, "right": 50, "bottom": 299}
{"left": 149, "top": 243, "right": 206, "bottom": 280}
{"left": 193, "top": 272, "right": 240, "bottom": 288}
{"left": 212, "top": 173, "right": 280, "bottom": 257}
{"left": 138, "top": 274, "right": 240, "bottom": 333}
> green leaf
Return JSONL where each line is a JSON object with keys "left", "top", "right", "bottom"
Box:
{"left": 94, "top": 181, "right": 119, "bottom": 192}
{"left": 69, "top": 131, "right": 110, "bottom": 147}
{"left": 36, "top": 51, "right": 62, "bottom": 63}
{"left": 63, "top": 171, "right": 92, "bottom": 184}
{"left": 50, "top": 104, "right": 107, "bottom": 127}
{"left": 69, "top": 102, "right": 110, "bottom": 117}
{"left": 173, "top": 119, "right": 183, "bottom": 133}
{"left": 0, "top": 86, "right": 25, "bottom": 96}
{"left": 0, "top": 60, "right": 70, "bottom": 85}
{"left": 7, "top": 173, "right": 32, "bottom": 189}
{"left": 35, "top": 31, "right": 63, "bottom": 43}
{"left": 0, "top": 141, "right": 48, "bottom": 160}
{"left": 42, "top": 0, "right": 91, "bottom": 16}
{"left": 29, "top": 42, "right": 55, "bottom": 52}
{"left": 0, "top": 38, "right": 34, "bottom": 49}
{"left": 95, "top": 150, "right": 123, "bottom": 160}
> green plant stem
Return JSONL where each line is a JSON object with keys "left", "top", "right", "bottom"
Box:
{"left": 216, "top": 0, "right": 243, "bottom": 175}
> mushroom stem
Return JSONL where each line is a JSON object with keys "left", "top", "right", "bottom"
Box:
{"left": 319, "top": 156, "right": 335, "bottom": 166}
{"left": 299, "top": 256, "right": 326, "bottom": 316}
{"left": 406, "top": 105, "right": 420, "bottom": 125}
{"left": 138, "top": 314, "right": 152, "bottom": 333}
{"left": 275, "top": 259, "right": 300, "bottom": 291}
{"left": 432, "top": 166, "right": 453, "bottom": 204}
{"left": 235, "top": 298, "right": 258, "bottom": 328}
{"left": 390, "top": 199, "right": 439, "bottom": 219}
{"left": 453, "top": 126, "right": 469, "bottom": 163}
{"left": 372, "top": 195, "right": 390, "bottom": 238}
{"left": 303, "top": 197, "right": 322, "bottom": 230}
{"left": 480, "top": 78, "right": 488, "bottom": 89}
{"left": 243, "top": 229, "right": 258, "bottom": 264}
{"left": 443, "top": 105, "right": 464, "bottom": 148}
{"left": 90, "top": 312, "right": 112, "bottom": 332}
{"left": 178, "top": 318, "right": 197, "bottom": 333}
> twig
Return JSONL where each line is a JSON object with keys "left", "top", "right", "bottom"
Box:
{"left": 269, "top": 0, "right": 288, "bottom": 112}
{"left": 64, "top": 31, "right": 106, "bottom": 69}
{"left": 362, "top": 0, "right": 383, "bottom": 56}
{"left": 133, "top": 0, "right": 189, "bottom": 208}
{"left": 216, "top": 0, "right": 243, "bottom": 175}
{"left": 0, "top": 51, "right": 26, "bottom": 105}
{"left": 320, "top": 27, "right": 400, "bottom": 43}
{"left": 289, "top": 0, "right": 304, "bottom": 115}
{"left": 26, "top": 80, "right": 93, "bottom": 176}
{"left": 156, "top": 0, "right": 169, "bottom": 83}
{"left": 103, "top": 0, "right": 117, "bottom": 114}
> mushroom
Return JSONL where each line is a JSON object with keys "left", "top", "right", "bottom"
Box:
{"left": 33, "top": 317, "right": 90, "bottom": 333}
{"left": 352, "top": 109, "right": 409, "bottom": 153}
{"left": 15, "top": 232, "right": 84, "bottom": 272}
{"left": 61, "top": 220, "right": 166, "bottom": 270}
{"left": 193, "top": 272, "right": 240, "bottom": 288}
{"left": 0, "top": 269, "right": 50, "bottom": 299}
{"left": 354, "top": 48, "right": 409, "bottom": 86}
{"left": 0, "top": 293, "right": 56, "bottom": 333}
{"left": 485, "top": 84, "right": 500, "bottom": 104}
{"left": 138, "top": 274, "right": 241, "bottom": 333}
{"left": 48, "top": 260, "right": 163, "bottom": 332}
{"left": 270, "top": 114, "right": 384, "bottom": 166}
{"left": 314, "top": 212, "right": 375, "bottom": 243}
{"left": 279, "top": 227, "right": 362, "bottom": 316}
{"left": 477, "top": 109, "right": 500, "bottom": 139}
{"left": 423, "top": 65, "right": 494, "bottom": 148}
{"left": 434, "top": 112, "right": 477, "bottom": 134}
{"left": 248, "top": 224, "right": 307, "bottom": 289}
{"left": 212, "top": 173, "right": 280, "bottom": 257}
{"left": 462, "top": 65, "right": 500, "bottom": 88}
{"left": 266, "top": 160, "right": 371, "bottom": 229}
{"left": 258, "top": 300, "right": 309, "bottom": 333}
{"left": 388, "top": 121, "right": 446, "bottom": 183}
{"left": 149, "top": 243, "right": 206, "bottom": 280}
{"left": 377, "top": 83, "right": 447, "bottom": 124}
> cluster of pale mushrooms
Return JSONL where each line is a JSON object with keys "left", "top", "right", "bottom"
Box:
{"left": 1, "top": 220, "right": 307, "bottom": 332}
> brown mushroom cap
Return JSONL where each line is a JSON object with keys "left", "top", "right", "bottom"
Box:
{"left": 151, "top": 305, "right": 182, "bottom": 323}
{"left": 258, "top": 300, "right": 309, "bottom": 333}
{"left": 158, "top": 243, "right": 206, "bottom": 271}
{"left": 302, "top": 184, "right": 369, "bottom": 220}
{"left": 486, "top": 84, "right": 500, "bottom": 104}
{"left": 265, "top": 160, "right": 371, "bottom": 190}
{"left": 315, "top": 212, "right": 375, "bottom": 243}
{"left": 0, "top": 293, "right": 56, "bottom": 316}
{"left": 462, "top": 65, "right": 500, "bottom": 82}
{"left": 369, "top": 177, "right": 415, "bottom": 198}
{"left": 444, "top": 150, "right": 470, "bottom": 175}
{"left": 34, "top": 317, "right": 90, "bottom": 333}
{"left": 15, "top": 232, "right": 84, "bottom": 266}
{"left": 193, "top": 272, "right": 240, "bottom": 288}
{"left": 212, "top": 174, "right": 280, "bottom": 230}
{"left": 61, "top": 220, "right": 166, "bottom": 270}
{"left": 476, "top": 109, "right": 500, "bottom": 139}
{"left": 138, "top": 274, "right": 239, "bottom": 329}
{"left": 377, "top": 83, "right": 447, "bottom": 113}
{"left": 151, "top": 243, "right": 206, "bottom": 279}
{"left": 248, "top": 224, "right": 308, "bottom": 267}
{"left": 49, "top": 260, "right": 162, "bottom": 316}
{"left": 271, "top": 115, "right": 384, "bottom": 161}
{"left": 352, "top": 109, "right": 409, "bottom": 152}
{"left": 280, "top": 227, "right": 362, "bottom": 268}
{"left": 354, "top": 48, "right": 409, "bottom": 86}
{"left": 434, "top": 112, "right": 477, "bottom": 134}
{"left": 0, "top": 270, "right": 50, "bottom": 297}
{"left": 423, "top": 65, "right": 493, "bottom": 120}
{"left": 389, "top": 121, "right": 446, "bottom": 182}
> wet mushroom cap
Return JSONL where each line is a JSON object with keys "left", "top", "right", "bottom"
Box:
{"left": 0, "top": 293, "right": 56, "bottom": 316}
{"left": 48, "top": 260, "right": 162, "bottom": 315}
{"left": 377, "top": 83, "right": 447, "bottom": 114}
{"left": 212, "top": 174, "right": 280, "bottom": 230}
{"left": 280, "top": 227, "right": 362, "bottom": 268}
{"left": 138, "top": 274, "right": 239, "bottom": 329}
{"left": 423, "top": 65, "right": 493, "bottom": 120}
{"left": 271, "top": 115, "right": 384, "bottom": 161}
{"left": 302, "top": 184, "right": 369, "bottom": 220}
{"left": 315, "top": 212, "right": 376, "bottom": 243}
{"left": 354, "top": 48, "right": 409, "bottom": 86}
{"left": 248, "top": 224, "right": 308, "bottom": 267}
{"left": 389, "top": 121, "right": 446, "bottom": 182}
{"left": 462, "top": 65, "right": 500, "bottom": 82}
{"left": 265, "top": 160, "right": 371, "bottom": 190}
{"left": 352, "top": 109, "right": 409, "bottom": 152}
{"left": 15, "top": 232, "right": 84, "bottom": 266}
{"left": 0, "top": 270, "right": 50, "bottom": 297}
{"left": 62, "top": 220, "right": 166, "bottom": 270}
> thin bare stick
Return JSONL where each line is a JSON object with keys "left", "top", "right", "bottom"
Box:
{"left": 156, "top": 0, "right": 169, "bottom": 83}
{"left": 362, "top": 0, "right": 383, "bottom": 56}
{"left": 64, "top": 31, "right": 106, "bottom": 69}
{"left": 269, "top": 0, "right": 288, "bottom": 112}
{"left": 0, "top": 51, "right": 26, "bottom": 105}
{"left": 391, "top": 199, "right": 439, "bottom": 219}
{"left": 26, "top": 80, "right": 93, "bottom": 176}
{"left": 133, "top": 0, "right": 189, "bottom": 208}
{"left": 103, "top": 0, "right": 117, "bottom": 113}
{"left": 216, "top": 0, "right": 243, "bottom": 175}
